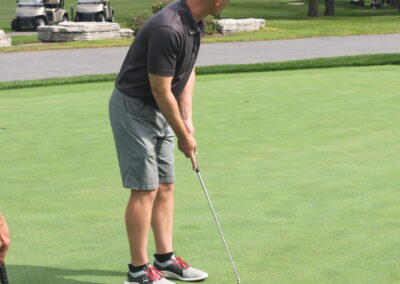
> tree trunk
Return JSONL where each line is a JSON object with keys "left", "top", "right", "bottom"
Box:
{"left": 308, "top": 0, "right": 319, "bottom": 17}
{"left": 325, "top": 0, "right": 335, "bottom": 16}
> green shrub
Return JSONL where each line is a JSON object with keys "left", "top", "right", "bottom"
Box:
{"left": 126, "top": 12, "right": 150, "bottom": 35}
{"left": 204, "top": 15, "right": 218, "bottom": 35}
{"left": 151, "top": 0, "right": 174, "bottom": 14}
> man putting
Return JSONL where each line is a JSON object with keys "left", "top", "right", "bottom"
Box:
{"left": 109, "top": 0, "right": 229, "bottom": 283}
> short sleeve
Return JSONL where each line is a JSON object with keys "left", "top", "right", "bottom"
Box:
{"left": 147, "top": 27, "right": 181, "bottom": 77}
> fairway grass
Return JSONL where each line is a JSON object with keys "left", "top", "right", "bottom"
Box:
{"left": 1, "top": 66, "right": 399, "bottom": 283}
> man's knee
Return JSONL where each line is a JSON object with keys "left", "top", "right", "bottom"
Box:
{"left": 159, "top": 183, "right": 174, "bottom": 192}
{"left": 155, "top": 183, "right": 174, "bottom": 202}
{"left": 128, "top": 189, "right": 159, "bottom": 205}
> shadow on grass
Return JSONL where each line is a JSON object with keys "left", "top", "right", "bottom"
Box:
{"left": 7, "top": 265, "right": 124, "bottom": 284}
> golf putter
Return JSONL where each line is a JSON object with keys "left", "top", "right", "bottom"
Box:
{"left": 0, "top": 262, "right": 9, "bottom": 284}
{"left": 195, "top": 167, "right": 241, "bottom": 284}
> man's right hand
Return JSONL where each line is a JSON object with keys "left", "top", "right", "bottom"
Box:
{"left": 0, "top": 216, "right": 10, "bottom": 263}
{"left": 178, "top": 135, "right": 198, "bottom": 170}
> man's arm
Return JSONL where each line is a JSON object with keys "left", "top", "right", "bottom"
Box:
{"left": 178, "top": 68, "right": 196, "bottom": 137}
{"left": 148, "top": 73, "right": 198, "bottom": 170}
{"left": 0, "top": 214, "right": 10, "bottom": 263}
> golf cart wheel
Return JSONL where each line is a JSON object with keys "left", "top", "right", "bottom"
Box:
{"left": 62, "top": 14, "right": 68, "bottom": 22}
{"left": 96, "top": 13, "right": 105, "bottom": 22}
{"left": 35, "top": 18, "right": 46, "bottom": 29}
{"left": 11, "top": 18, "right": 21, "bottom": 31}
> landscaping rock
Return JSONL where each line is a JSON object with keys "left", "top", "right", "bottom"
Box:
{"left": 0, "top": 30, "right": 11, "bottom": 47}
{"left": 119, "top": 28, "right": 134, "bottom": 39}
{"left": 37, "top": 22, "right": 133, "bottom": 42}
{"left": 215, "top": 18, "right": 266, "bottom": 34}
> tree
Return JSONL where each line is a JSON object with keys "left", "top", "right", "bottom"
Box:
{"left": 325, "top": 0, "right": 335, "bottom": 15}
{"left": 308, "top": 0, "right": 319, "bottom": 17}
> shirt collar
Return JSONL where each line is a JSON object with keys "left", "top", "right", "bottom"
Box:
{"left": 179, "top": 0, "right": 203, "bottom": 35}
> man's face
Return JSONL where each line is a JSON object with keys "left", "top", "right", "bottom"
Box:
{"left": 210, "top": 0, "right": 229, "bottom": 17}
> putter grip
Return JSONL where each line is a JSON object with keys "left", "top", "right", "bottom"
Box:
{"left": 0, "top": 262, "right": 9, "bottom": 284}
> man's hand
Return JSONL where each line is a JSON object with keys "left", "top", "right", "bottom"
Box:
{"left": 0, "top": 216, "right": 10, "bottom": 263}
{"left": 149, "top": 73, "right": 199, "bottom": 171}
{"left": 178, "top": 135, "right": 197, "bottom": 170}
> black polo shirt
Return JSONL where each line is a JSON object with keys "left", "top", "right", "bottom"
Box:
{"left": 115, "top": 0, "right": 204, "bottom": 109}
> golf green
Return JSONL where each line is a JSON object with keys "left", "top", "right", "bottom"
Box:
{"left": 0, "top": 66, "right": 399, "bottom": 283}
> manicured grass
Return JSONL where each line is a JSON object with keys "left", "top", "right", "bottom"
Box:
{"left": 0, "top": 37, "right": 133, "bottom": 53}
{"left": 1, "top": 66, "right": 399, "bottom": 283}
{"left": 203, "top": 16, "right": 400, "bottom": 43}
{"left": 9, "top": 35, "right": 39, "bottom": 46}
{"left": 3, "top": 14, "right": 400, "bottom": 52}
{"left": 222, "top": 0, "right": 399, "bottom": 19}
{"left": 1, "top": 53, "right": 400, "bottom": 90}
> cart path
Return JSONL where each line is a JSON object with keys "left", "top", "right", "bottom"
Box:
{"left": 1, "top": 33, "right": 400, "bottom": 82}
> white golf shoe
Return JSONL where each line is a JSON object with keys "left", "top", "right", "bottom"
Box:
{"left": 154, "top": 254, "right": 208, "bottom": 282}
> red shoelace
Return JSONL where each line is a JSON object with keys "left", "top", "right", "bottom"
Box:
{"left": 173, "top": 256, "right": 190, "bottom": 269}
{"left": 146, "top": 266, "right": 164, "bottom": 281}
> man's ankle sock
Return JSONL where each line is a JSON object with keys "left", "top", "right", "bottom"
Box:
{"left": 154, "top": 252, "right": 174, "bottom": 263}
{"left": 129, "top": 263, "right": 148, "bottom": 272}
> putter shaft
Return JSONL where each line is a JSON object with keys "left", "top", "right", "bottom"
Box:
{"left": 195, "top": 168, "right": 241, "bottom": 284}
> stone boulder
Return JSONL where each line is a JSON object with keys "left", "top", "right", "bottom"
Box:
{"left": 120, "top": 28, "right": 134, "bottom": 38}
{"left": 215, "top": 18, "right": 266, "bottom": 34}
{"left": 0, "top": 30, "right": 11, "bottom": 47}
{"left": 38, "top": 22, "right": 133, "bottom": 42}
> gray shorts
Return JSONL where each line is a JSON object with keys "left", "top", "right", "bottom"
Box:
{"left": 109, "top": 88, "right": 175, "bottom": 190}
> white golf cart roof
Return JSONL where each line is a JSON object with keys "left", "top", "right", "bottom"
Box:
{"left": 17, "top": 0, "right": 44, "bottom": 5}
{"left": 77, "top": 0, "right": 109, "bottom": 3}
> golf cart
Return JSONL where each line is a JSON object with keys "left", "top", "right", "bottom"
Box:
{"left": 370, "top": 0, "right": 384, "bottom": 8}
{"left": 11, "top": 0, "right": 68, "bottom": 31}
{"left": 74, "top": 0, "right": 114, "bottom": 22}
{"left": 350, "top": 0, "right": 365, "bottom": 5}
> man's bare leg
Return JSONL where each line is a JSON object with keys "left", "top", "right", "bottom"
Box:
{"left": 151, "top": 183, "right": 174, "bottom": 254}
{"left": 125, "top": 189, "right": 158, "bottom": 266}
{"left": 150, "top": 182, "right": 208, "bottom": 281}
